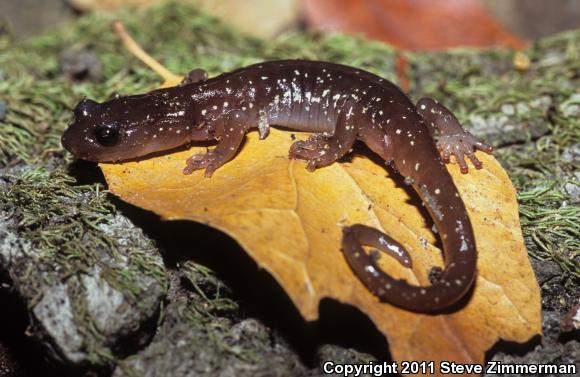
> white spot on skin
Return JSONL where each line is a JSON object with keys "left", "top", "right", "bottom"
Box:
{"left": 201, "top": 109, "right": 207, "bottom": 116}
{"left": 261, "top": 76, "right": 268, "bottom": 80}
{"left": 396, "top": 129, "right": 401, "bottom": 134}
{"left": 435, "top": 188, "right": 441, "bottom": 195}
{"left": 364, "top": 265, "right": 380, "bottom": 277}
{"left": 158, "top": 127, "right": 164, "bottom": 131}
{"left": 213, "top": 105, "right": 218, "bottom": 110}
{"left": 420, "top": 104, "right": 426, "bottom": 110}
{"left": 223, "top": 102, "right": 229, "bottom": 107}
{"left": 415, "top": 163, "right": 420, "bottom": 171}
{"left": 378, "top": 237, "right": 407, "bottom": 261}
{"left": 166, "top": 110, "right": 185, "bottom": 117}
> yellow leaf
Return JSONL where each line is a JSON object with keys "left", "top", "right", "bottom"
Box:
{"left": 100, "top": 128, "right": 541, "bottom": 366}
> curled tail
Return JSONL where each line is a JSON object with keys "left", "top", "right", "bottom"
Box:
{"left": 341, "top": 163, "right": 477, "bottom": 312}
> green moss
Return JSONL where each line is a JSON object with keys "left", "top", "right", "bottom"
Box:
{"left": 1, "top": 168, "right": 166, "bottom": 294}
{"left": 179, "top": 260, "right": 239, "bottom": 315}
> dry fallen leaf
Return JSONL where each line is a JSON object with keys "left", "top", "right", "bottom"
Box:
{"left": 100, "top": 128, "right": 541, "bottom": 368}
{"left": 302, "top": 0, "right": 526, "bottom": 50}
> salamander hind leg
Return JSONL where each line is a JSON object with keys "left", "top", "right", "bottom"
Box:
{"left": 183, "top": 110, "right": 249, "bottom": 177}
{"left": 416, "top": 97, "right": 493, "bottom": 174}
{"left": 289, "top": 112, "right": 357, "bottom": 171}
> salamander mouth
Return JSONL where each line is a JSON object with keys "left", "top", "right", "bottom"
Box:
{"left": 61, "top": 132, "right": 75, "bottom": 155}
{"left": 61, "top": 129, "right": 100, "bottom": 162}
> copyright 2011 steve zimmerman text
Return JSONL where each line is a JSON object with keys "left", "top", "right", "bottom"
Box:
{"left": 322, "top": 360, "right": 577, "bottom": 376}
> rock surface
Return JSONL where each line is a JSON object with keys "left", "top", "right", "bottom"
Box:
{"left": 0, "top": 191, "right": 167, "bottom": 368}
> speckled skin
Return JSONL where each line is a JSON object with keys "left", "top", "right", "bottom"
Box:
{"left": 62, "top": 60, "right": 492, "bottom": 312}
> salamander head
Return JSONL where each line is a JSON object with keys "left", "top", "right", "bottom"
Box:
{"left": 62, "top": 94, "right": 191, "bottom": 162}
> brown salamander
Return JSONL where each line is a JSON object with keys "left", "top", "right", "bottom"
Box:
{"left": 62, "top": 60, "right": 493, "bottom": 312}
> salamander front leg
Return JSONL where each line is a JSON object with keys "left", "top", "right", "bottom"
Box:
{"left": 289, "top": 112, "right": 357, "bottom": 171}
{"left": 183, "top": 111, "right": 249, "bottom": 177}
{"left": 417, "top": 97, "right": 493, "bottom": 173}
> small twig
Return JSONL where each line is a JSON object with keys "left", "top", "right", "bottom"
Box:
{"left": 111, "top": 20, "right": 182, "bottom": 86}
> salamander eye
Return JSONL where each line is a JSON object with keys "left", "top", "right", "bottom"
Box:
{"left": 95, "top": 122, "right": 120, "bottom": 146}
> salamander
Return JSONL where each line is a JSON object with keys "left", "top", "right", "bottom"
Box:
{"left": 62, "top": 60, "right": 492, "bottom": 312}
